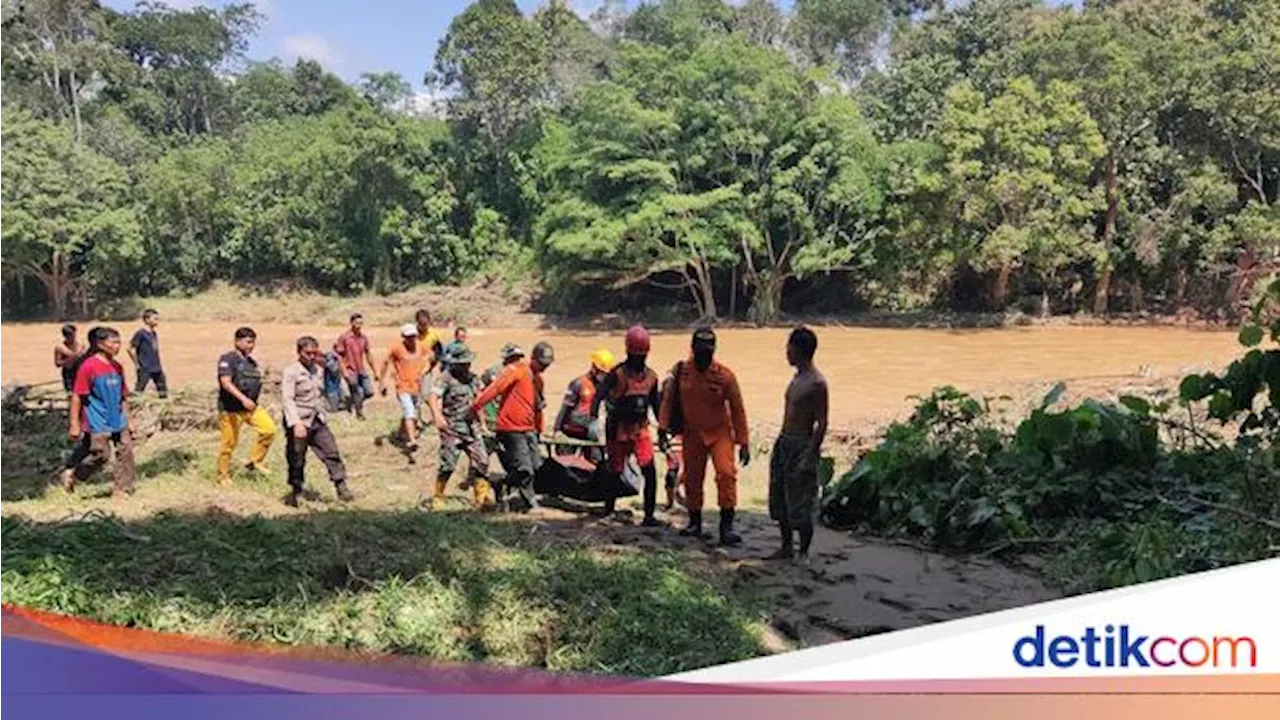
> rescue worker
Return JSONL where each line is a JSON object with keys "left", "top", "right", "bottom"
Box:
{"left": 553, "top": 349, "right": 614, "bottom": 463}
{"left": 428, "top": 345, "right": 493, "bottom": 510}
{"left": 475, "top": 343, "right": 523, "bottom": 490}
{"left": 659, "top": 326, "right": 750, "bottom": 545}
{"left": 471, "top": 341, "right": 555, "bottom": 512}
{"left": 595, "top": 325, "right": 662, "bottom": 525}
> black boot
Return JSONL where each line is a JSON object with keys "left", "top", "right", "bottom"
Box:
{"left": 641, "top": 462, "right": 658, "bottom": 524}
{"left": 680, "top": 510, "right": 706, "bottom": 538}
{"left": 335, "top": 481, "right": 355, "bottom": 502}
{"left": 719, "top": 508, "right": 742, "bottom": 547}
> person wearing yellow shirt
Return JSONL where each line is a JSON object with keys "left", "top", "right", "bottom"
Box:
{"left": 415, "top": 308, "right": 445, "bottom": 420}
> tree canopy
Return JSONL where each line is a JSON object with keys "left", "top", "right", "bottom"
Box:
{"left": 1, "top": 0, "right": 1277, "bottom": 321}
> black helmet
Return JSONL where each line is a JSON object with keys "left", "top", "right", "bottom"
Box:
{"left": 532, "top": 341, "right": 555, "bottom": 366}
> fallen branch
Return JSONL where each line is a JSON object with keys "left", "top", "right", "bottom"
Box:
{"left": 1155, "top": 493, "right": 1280, "bottom": 532}
{"left": 977, "top": 536, "right": 1072, "bottom": 558}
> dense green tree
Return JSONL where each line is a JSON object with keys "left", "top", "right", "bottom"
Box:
{"left": 939, "top": 77, "right": 1105, "bottom": 310}
{"left": 1, "top": 111, "right": 141, "bottom": 317}
{"left": 107, "top": 1, "right": 262, "bottom": 136}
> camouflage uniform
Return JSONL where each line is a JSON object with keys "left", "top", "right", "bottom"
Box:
{"left": 431, "top": 351, "right": 491, "bottom": 508}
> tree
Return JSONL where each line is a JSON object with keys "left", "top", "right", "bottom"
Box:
{"left": 289, "top": 58, "right": 356, "bottom": 116}
{"left": 744, "top": 95, "right": 887, "bottom": 321}
{"left": 107, "top": 1, "right": 262, "bottom": 136}
{"left": 939, "top": 77, "right": 1104, "bottom": 310}
{"left": 358, "top": 70, "right": 412, "bottom": 113}
{"left": 533, "top": 80, "right": 747, "bottom": 318}
{"left": 733, "top": 0, "right": 787, "bottom": 49}
{"left": 430, "top": 0, "right": 549, "bottom": 161}
{"left": 1, "top": 0, "right": 116, "bottom": 143}
{"left": 233, "top": 60, "right": 296, "bottom": 123}
{"left": 1, "top": 111, "right": 140, "bottom": 318}
{"left": 536, "top": 0, "right": 609, "bottom": 109}
{"left": 792, "top": 0, "right": 944, "bottom": 83}
{"left": 1178, "top": 0, "right": 1280, "bottom": 308}
{"left": 1027, "top": 0, "right": 1197, "bottom": 314}
{"left": 860, "top": 0, "right": 1040, "bottom": 142}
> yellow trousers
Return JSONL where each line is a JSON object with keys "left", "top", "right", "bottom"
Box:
{"left": 218, "top": 408, "right": 277, "bottom": 479}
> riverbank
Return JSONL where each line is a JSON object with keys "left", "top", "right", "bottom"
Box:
{"left": 6, "top": 280, "right": 1245, "bottom": 331}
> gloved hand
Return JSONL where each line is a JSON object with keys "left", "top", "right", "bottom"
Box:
{"left": 738, "top": 444, "right": 751, "bottom": 467}
{"left": 658, "top": 430, "right": 672, "bottom": 453}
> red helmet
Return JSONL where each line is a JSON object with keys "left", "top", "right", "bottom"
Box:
{"left": 624, "top": 325, "right": 651, "bottom": 355}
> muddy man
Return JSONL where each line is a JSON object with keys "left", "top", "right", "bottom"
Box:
{"left": 768, "top": 326, "right": 829, "bottom": 565}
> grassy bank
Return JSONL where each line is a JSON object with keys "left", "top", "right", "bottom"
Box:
{"left": 0, "top": 390, "right": 776, "bottom": 676}
{"left": 0, "top": 509, "right": 768, "bottom": 676}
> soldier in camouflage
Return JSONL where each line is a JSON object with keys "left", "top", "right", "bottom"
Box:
{"left": 427, "top": 344, "right": 493, "bottom": 510}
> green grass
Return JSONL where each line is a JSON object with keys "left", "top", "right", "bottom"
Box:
{"left": 0, "top": 508, "right": 769, "bottom": 676}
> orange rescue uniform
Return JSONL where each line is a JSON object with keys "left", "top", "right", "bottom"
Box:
{"left": 659, "top": 359, "right": 748, "bottom": 511}
{"left": 471, "top": 360, "right": 544, "bottom": 433}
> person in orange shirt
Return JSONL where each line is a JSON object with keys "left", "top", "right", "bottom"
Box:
{"left": 659, "top": 326, "right": 750, "bottom": 546}
{"left": 594, "top": 325, "right": 663, "bottom": 526}
{"left": 471, "top": 341, "right": 555, "bottom": 512}
{"left": 377, "top": 324, "right": 430, "bottom": 453}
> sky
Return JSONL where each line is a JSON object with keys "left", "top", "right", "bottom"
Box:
{"left": 102, "top": 1, "right": 636, "bottom": 93}
{"left": 102, "top": 1, "right": 1061, "bottom": 95}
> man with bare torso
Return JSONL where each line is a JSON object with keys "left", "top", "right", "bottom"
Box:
{"left": 768, "top": 326, "right": 828, "bottom": 565}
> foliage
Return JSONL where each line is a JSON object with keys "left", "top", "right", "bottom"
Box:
{"left": 2, "top": 0, "right": 1279, "bottom": 320}
{"left": 822, "top": 324, "right": 1280, "bottom": 593}
{"left": 1, "top": 110, "right": 141, "bottom": 317}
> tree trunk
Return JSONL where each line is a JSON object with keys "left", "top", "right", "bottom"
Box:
{"left": 1131, "top": 277, "right": 1145, "bottom": 313}
{"left": 1093, "top": 151, "right": 1118, "bottom": 315}
{"left": 729, "top": 265, "right": 737, "bottom": 319}
{"left": 749, "top": 271, "right": 785, "bottom": 323}
{"left": 1173, "top": 263, "right": 1189, "bottom": 307}
{"left": 1227, "top": 247, "right": 1258, "bottom": 314}
{"left": 33, "top": 252, "right": 74, "bottom": 320}
{"left": 991, "top": 263, "right": 1012, "bottom": 309}
{"left": 69, "top": 68, "right": 82, "bottom": 144}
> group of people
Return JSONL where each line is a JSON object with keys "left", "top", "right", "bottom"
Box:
{"left": 53, "top": 309, "right": 830, "bottom": 563}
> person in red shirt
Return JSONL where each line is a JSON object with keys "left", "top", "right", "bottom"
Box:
{"left": 471, "top": 341, "right": 555, "bottom": 512}
{"left": 334, "top": 313, "right": 376, "bottom": 420}
{"left": 594, "top": 325, "right": 663, "bottom": 526}
{"left": 64, "top": 326, "right": 136, "bottom": 497}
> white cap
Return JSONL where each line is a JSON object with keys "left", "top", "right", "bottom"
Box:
{"left": 401, "top": 324, "right": 417, "bottom": 338}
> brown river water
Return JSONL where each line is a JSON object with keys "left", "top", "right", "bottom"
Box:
{"left": 0, "top": 322, "right": 1241, "bottom": 430}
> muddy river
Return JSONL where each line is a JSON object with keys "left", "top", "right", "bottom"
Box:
{"left": 0, "top": 322, "right": 1242, "bottom": 430}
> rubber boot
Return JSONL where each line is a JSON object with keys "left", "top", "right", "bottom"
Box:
{"left": 679, "top": 510, "right": 706, "bottom": 538}
{"left": 431, "top": 478, "right": 448, "bottom": 510}
{"left": 472, "top": 477, "right": 494, "bottom": 510}
{"left": 640, "top": 463, "right": 661, "bottom": 526}
{"left": 719, "top": 508, "right": 742, "bottom": 547}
